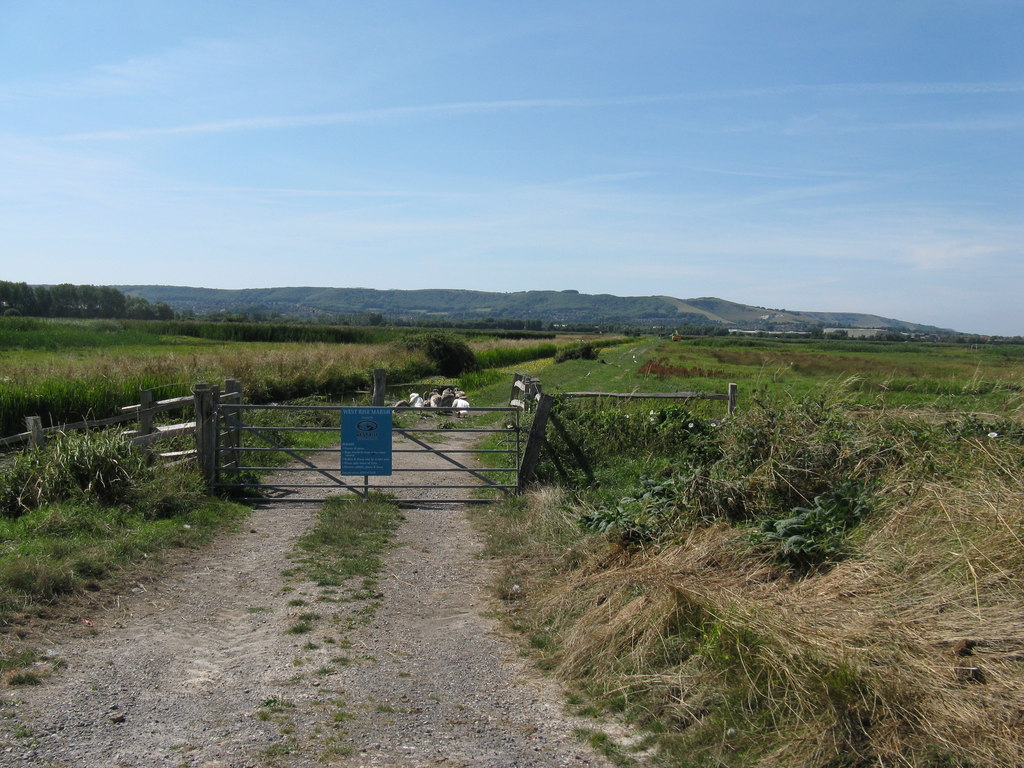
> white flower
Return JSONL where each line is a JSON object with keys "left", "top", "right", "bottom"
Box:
{"left": 688, "top": 422, "right": 694, "bottom": 428}
{"left": 988, "top": 432, "right": 999, "bottom": 438}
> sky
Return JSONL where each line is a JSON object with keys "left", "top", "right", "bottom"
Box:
{"left": 1, "top": 1, "right": 1022, "bottom": 335}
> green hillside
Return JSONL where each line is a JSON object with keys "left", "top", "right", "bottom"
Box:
{"left": 116, "top": 285, "right": 953, "bottom": 333}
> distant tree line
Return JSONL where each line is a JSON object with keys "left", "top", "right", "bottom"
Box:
{"left": 0, "top": 281, "right": 174, "bottom": 320}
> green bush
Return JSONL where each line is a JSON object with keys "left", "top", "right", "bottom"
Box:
{"left": 536, "top": 399, "right": 722, "bottom": 485}
{"left": 580, "top": 474, "right": 687, "bottom": 544}
{"left": 397, "top": 332, "right": 478, "bottom": 377}
{"left": 751, "top": 482, "right": 873, "bottom": 568}
{"left": 555, "top": 342, "right": 600, "bottom": 362}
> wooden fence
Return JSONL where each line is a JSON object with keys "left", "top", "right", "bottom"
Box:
{"left": 0, "top": 379, "right": 242, "bottom": 465}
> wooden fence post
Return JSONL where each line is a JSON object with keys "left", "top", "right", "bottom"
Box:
{"left": 193, "top": 382, "right": 219, "bottom": 488}
{"left": 25, "top": 416, "right": 45, "bottom": 448}
{"left": 518, "top": 393, "right": 553, "bottom": 491}
{"left": 372, "top": 369, "right": 386, "bottom": 407}
{"left": 510, "top": 373, "right": 525, "bottom": 407}
{"left": 728, "top": 382, "right": 738, "bottom": 415}
{"left": 138, "top": 388, "right": 155, "bottom": 437}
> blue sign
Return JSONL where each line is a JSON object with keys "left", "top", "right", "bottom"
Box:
{"left": 341, "top": 407, "right": 393, "bottom": 476}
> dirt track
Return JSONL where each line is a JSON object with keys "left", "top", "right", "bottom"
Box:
{"left": 0, "top": 431, "right": 615, "bottom": 767}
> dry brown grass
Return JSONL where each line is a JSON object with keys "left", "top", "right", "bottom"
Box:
{"left": 489, "top": 433, "right": 1024, "bottom": 767}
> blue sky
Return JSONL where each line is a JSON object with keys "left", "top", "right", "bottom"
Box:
{"left": 2, "top": 1, "right": 1022, "bottom": 334}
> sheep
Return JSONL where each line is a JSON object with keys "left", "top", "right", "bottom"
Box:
{"left": 395, "top": 392, "right": 425, "bottom": 408}
{"left": 439, "top": 387, "right": 456, "bottom": 408}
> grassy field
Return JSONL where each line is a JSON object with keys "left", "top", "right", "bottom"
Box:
{"left": 490, "top": 335, "right": 1024, "bottom": 412}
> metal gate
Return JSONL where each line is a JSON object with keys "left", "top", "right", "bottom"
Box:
{"left": 211, "top": 402, "right": 522, "bottom": 505}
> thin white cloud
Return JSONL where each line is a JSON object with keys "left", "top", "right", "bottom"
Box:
{"left": 51, "top": 96, "right": 673, "bottom": 141}
{"left": 50, "top": 79, "right": 1024, "bottom": 142}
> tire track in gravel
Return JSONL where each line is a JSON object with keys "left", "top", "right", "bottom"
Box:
{"left": 1, "top": 430, "right": 619, "bottom": 768}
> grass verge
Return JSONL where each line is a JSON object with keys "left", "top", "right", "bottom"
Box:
{"left": 470, "top": 388, "right": 1024, "bottom": 767}
{"left": 293, "top": 496, "right": 404, "bottom": 597}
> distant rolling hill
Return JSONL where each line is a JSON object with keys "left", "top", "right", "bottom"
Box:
{"left": 115, "top": 285, "right": 953, "bottom": 334}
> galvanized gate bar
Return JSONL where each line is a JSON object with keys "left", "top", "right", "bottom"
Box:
{"left": 214, "top": 402, "right": 522, "bottom": 504}
{"left": 392, "top": 427, "right": 509, "bottom": 490}
{"left": 216, "top": 410, "right": 367, "bottom": 497}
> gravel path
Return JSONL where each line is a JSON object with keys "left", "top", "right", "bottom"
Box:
{"left": 0, "top": 429, "right": 617, "bottom": 768}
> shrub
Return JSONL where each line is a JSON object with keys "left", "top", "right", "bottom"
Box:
{"left": 536, "top": 398, "right": 722, "bottom": 486}
{"left": 397, "top": 332, "right": 478, "bottom": 377}
{"left": 751, "top": 481, "right": 873, "bottom": 568}
{"left": 580, "top": 474, "right": 687, "bottom": 544}
{"left": 555, "top": 342, "right": 599, "bottom": 363}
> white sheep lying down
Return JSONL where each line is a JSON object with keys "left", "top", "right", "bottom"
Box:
{"left": 395, "top": 389, "right": 470, "bottom": 415}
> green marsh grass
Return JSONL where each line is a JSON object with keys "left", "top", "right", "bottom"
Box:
{"left": 0, "top": 319, "right": 576, "bottom": 436}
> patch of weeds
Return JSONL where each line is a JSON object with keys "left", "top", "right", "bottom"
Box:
{"left": 751, "top": 481, "right": 873, "bottom": 569}
{"left": 7, "top": 671, "right": 42, "bottom": 686}
{"left": 260, "top": 740, "right": 299, "bottom": 757}
{"left": 321, "top": 744, "right": 354, "bottom": 759}
{"left": 294, "top": 497, "right": 403, "bottom": 590}
{"left": 574, "top": 729, "right": 633, "bottom": 766}
{"left": 580, "top": 474, "right": 687, "bottom": 545}
{"left": 286, "top": 611, "right": 320, "bottom": 635}
{"left": 0, "top": 647, "right": 38, "bottom": 672}
{"left": 260, "top": 697, "right": 295, "bottom": 712}
{"left": 287, "top": 598, "right": 308, "bottom": 607}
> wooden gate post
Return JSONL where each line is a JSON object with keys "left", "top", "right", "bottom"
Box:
{"left": 372, "top": 368, "right": 386, "bottom": 407}
{"left": 138, "top": 388, "right": 155, "bottom": 437}
{"left": 518, "top": 393, "right": 553, "bottom": 491}
{"left": 25, "top": 416, "right": 45, "bottom": 448}
{"left": 728, "top": 382, "right": 738, "bottom": 415}
{"left": 193, "top": 382, "right": 219, "bottom": 488}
